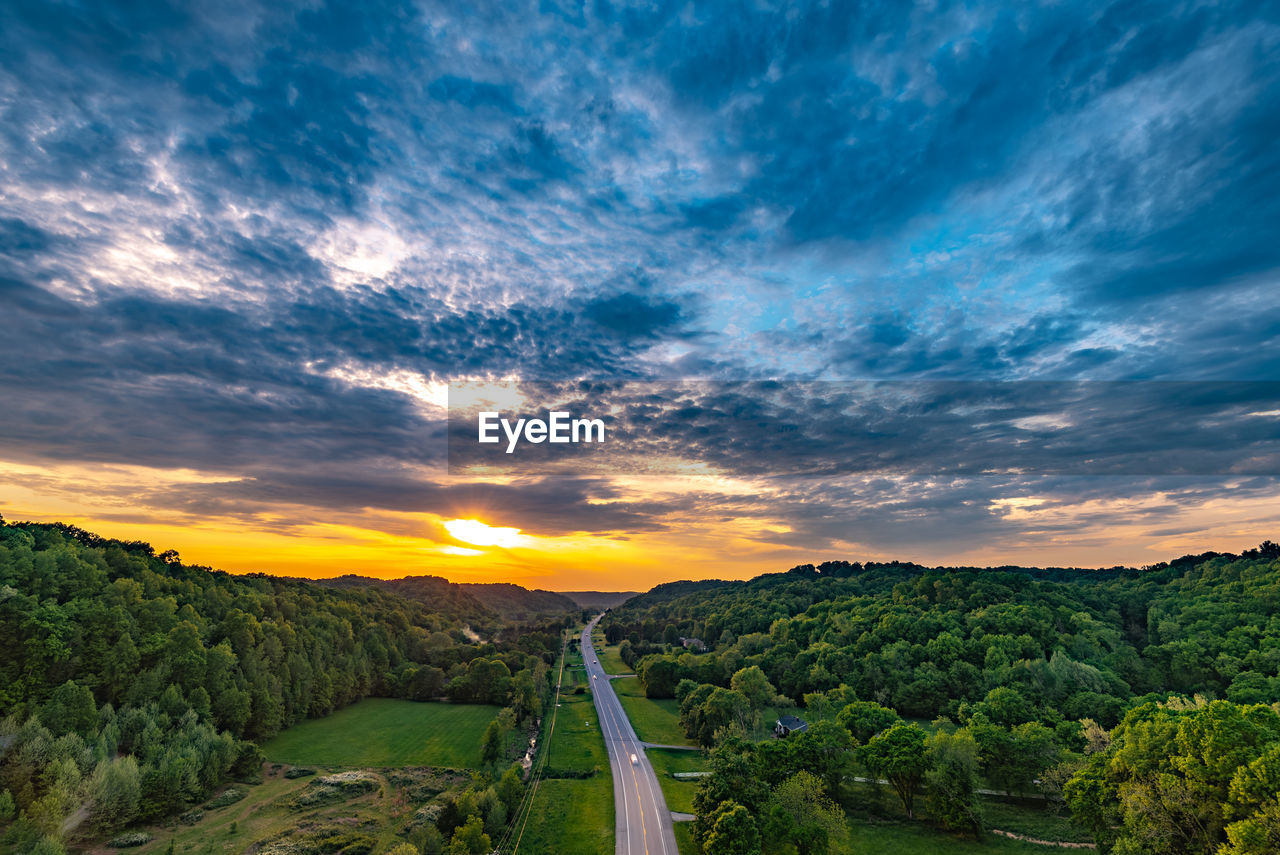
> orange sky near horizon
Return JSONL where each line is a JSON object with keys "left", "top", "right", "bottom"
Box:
{"left": 5, "top": 456, "right": 1279, "bottom": 591}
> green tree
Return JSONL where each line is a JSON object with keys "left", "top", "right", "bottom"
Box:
{"left": 639, "top": 657, "right": 682, "bottom": 699}
{"left": 785, "top": 720, "right": 854, "bottom": 798}
{"left": 764, "top": 771, "right": 847, "bottom": 855}
{"left": 703, "top": 800, "right": 762, "bottom": 855}
{"left": 42, "top": 681, "right": 97, "bottom": 737}
{"left": 385, "top": 844, "right": 420, "bottom": 855}
{"left": 496, "top": 764, "right": 525, "bottom": 815}
{"left": 860, "top": 723, "right": 930, "bottom": 819}
{"left": 481, "top": 719, "right": 505, "bottom": 768}
{"left": 87, "top": 755, "right": 141, "bottom": 833}
{"left": 838, "top": 701, "right": 899, "bottom": 745}
{"left": 445, "top": 815, "right": 491, "bottom": 855}
{"left": 925, "top": 728, "right": 983, "bottom": 834}
{"left": 731, "top": 666, "right": 779, "bottom": 710}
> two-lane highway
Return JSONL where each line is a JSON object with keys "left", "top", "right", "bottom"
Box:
{"left": 582, "top": 615, "right": 679, "bottom": 855}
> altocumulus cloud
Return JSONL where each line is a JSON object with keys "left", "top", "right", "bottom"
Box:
{"left": 1, "top": 0, "right": 1279, "bottom": 558}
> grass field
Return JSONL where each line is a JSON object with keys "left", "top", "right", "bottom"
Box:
{"left": 673, "top": 820, "right": 697, "bottom": 855}
{"left": 515, "top": 645, "right": 613, "bottom": 855}
{"left": 846, "top": 819, "right": 1059, "bottom": 854}
{"left": 646, "top": 747, "right": 706, "bottom": 815}
{"left": 262, "top": 698, "right": 500, "bottom": 768}
{"left": 513, "top": 779, "right": 613, "bottom": 855}
{"left": 597, "top": 642, "right": 631, "bottom": 675}
{"left": 613, "top": 675, "right": 695, "bottom": 746}
{"left": 979, "top": 798, "right": 1092, "bottom": 843}
{"left": 545, "top": 671, "right": 611, "bottom": 773}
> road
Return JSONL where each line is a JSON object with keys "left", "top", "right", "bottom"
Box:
{"left": 582, "top": 615, "right": 679, "bottom": 855}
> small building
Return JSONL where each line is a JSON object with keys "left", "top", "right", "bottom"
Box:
{"left": 775, "top": 715, "right": 809, "bottom": 737}
{"left": 678, "top": 636, "right": 706, "bottom": 652}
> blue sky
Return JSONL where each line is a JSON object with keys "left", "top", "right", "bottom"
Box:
{"left": 1, "top": 0, "right": 1278, "bottom": 585}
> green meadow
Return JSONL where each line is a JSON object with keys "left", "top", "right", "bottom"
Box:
{"left": 613, "top": 674, "right": 695, "bottom": 747}
{"left": 262, "top": 698, "right": 500, "bottom": 768}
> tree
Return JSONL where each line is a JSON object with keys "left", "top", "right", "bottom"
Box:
{"left": 695, "top": 688, "right": 754, "bottom": 747}
{"left": 785, "top": 721, "right": 854, "bottom": 798}
{"left": 446, "top": 815, "right": 491, "bottom": 855}
{"left": 639, "top": 657, "right": 682, "bottom": 698}
{"left": 764, "top": 771, "right": 847, "bottom": 855}
{"left": 481, "top": 719, "right": 505, "bottom": 768}
{"left": 496, "top": 764, "right": 525, "bottom": 815}
{"left": 1064, "top": 699, "right": 1280, "bottom": 854}
{"left": 386, "top": 844, "right": 420, "bottom": 855}
{"left": 1222, "top": 798, "right": 1280, "bottom": 855}
{"left": 703, "top": 800, "right": 762, "bottom": 855}
{"left": 925, "top": 729, "right": 983, "bottom": 834}
{"left": 860, "top": 723, "right": 930, "bottom": 819}
{"left": 694, "top": 737, "right": 770, "bottom": 844}
{"left": 731, "top": 666, "right": 779, "bottom": 710}
{"left": 87, "top": 755, "right": 141, "bottom": 833}
{"left": 838, "top": 701, "right": 899, "bottom": 745}
{"left": 42, "top": 681, "right": 97, "bottom": 737}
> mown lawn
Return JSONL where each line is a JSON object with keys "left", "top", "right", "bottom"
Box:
{"left": 262, "top": 698, "right": 499, "bottom": 768}
{"left": 646, "top": 747, "right": 706, "bottom": 815}
{"left": 613, "top": 675, "right": 696, "bottom": 747}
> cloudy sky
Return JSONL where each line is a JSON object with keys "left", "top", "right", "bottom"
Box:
{"left": 2, "top": 0, "right": 1278, "bottom": 588}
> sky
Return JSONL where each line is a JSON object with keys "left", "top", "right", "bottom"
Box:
{"left": 2, "top": 0, "right": 1279, "bottom": 590}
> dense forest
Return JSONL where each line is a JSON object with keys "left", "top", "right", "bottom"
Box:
{"left": 602, "top": 545, "right": 1280, "bottom": 855}
{"left": 0, "top": 518, "right": 566, "bottom": 855}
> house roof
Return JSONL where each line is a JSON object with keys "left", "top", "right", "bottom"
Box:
{"left": 777, "top": 715, "right": 807, "bottom": 728}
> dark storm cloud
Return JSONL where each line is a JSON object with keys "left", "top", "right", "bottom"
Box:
{"left": 2, "top": 0, "right": 1279, "bottom": 546}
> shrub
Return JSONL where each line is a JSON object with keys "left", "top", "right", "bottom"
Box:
{"left": 206, "top": 788, "right": 247, "bottom": 809}
{"left": 107, "top": 832, "right": 151, "bottom": 848}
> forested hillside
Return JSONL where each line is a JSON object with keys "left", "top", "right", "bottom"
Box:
{"left": 458, "top": 583, "right": 579, "bottom": 621}
{"left": 0, "top": 519, "right": 563, "bottom": 854}
{"left": 602, "top": 545, "right": 1280, "bottom": 854}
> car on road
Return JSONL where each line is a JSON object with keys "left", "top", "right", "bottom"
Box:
{"left": 630, "top": 753, "right": 638, "bottom": 765}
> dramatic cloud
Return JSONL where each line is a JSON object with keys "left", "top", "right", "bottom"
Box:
{"left": 1, "top": 0, "right": 1278, "bottom": 583}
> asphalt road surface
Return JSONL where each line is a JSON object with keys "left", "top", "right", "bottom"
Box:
{"left": 582, "top": 615, "right": 679, "bottom": 855}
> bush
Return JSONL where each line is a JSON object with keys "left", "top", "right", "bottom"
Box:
{"left": 206, "top": 788, "right": 247, "bottom": 809}
{"left": 284, "top": 768, "right": 316, "bottom": 779}
{"left": 292, "top": 785, "right": 342, "bottom": 807}
{"left": 179, "top": 809, "right": 205, "bottom": 825}
{"left": 316, "top": 772, "right": 379, "bottom": 793}
{"left": 108, "top": 832, "right": 152, "bottom": 848}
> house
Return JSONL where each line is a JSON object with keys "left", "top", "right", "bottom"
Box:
{"left": 678, "top": 636, "right": 706, "bottom": 652}
{"left": 774, "top": 715, "right": 809, "bottom": 737}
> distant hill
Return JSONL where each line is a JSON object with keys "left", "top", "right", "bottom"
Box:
{"left": 317, "top": 575, "right": 579, "bottom": 623}
{"left": 459, "top": 582, "right": 578, "bottom": 621}
{"left": 559, "top": 590, "right": 641, "bottom": 609}
{"left": 318, "top": 573, "right": 498, "bottom": 626}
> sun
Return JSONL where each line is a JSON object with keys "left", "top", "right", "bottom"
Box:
{"left": 443, "top": 518, "right": 525, "bottom": 548}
